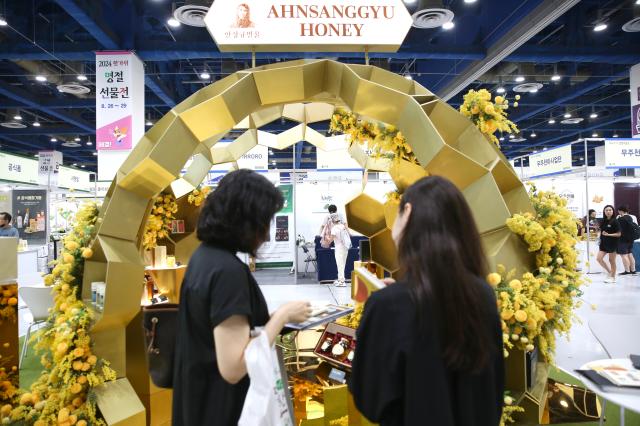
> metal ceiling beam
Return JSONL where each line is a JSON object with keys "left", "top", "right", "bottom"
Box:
{"left": 507, "top": 46, "right": 640, "bottom": 65}
{"left": 0, "top": 135, "right": 86, "bottom": 163}
{"left": 53, "top": 0, "right": 176, "bottom": 108}
{"left": 144, "top": 76, "right": 176, "bottom": 108}
{"left": 0, "top": 127, "right": 93, "bottom": 136}
{"left": 436, "top": 0, "right": 581, "bottom": 101}
{"left": 511, "top": 70, "right": 629, "bottom": 122}
{"left": 0, "top": 81, "right": 94, "bottom": 132}
{"left": 505, "top": 113, "right": 629, "bottom": 156}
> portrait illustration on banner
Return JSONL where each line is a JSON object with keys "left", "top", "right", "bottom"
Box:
{"left": 231, "top": 3, "right": 255, "bottom": 28}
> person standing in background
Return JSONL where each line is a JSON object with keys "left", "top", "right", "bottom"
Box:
{"left": 597, "top": 205, "right": 621, "bottom": 283}
{"left": 330, "top": 213, "right": 351, "bottom": 287}
{"left": 0, "top": 212, "right": 19, "bottom": 238}
{"left": 580, "top": 209, "right": 599, "bottom": 237}
{"left": 617, "top": 205, "right": 637, "bottom": 276}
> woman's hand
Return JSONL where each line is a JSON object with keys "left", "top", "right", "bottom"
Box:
{"left": 602, "top": 231, "right": 609, "bottom": 236}
{"left": 277, "top": 301, "right": 312, "bottom": 323}
{"left": 382, "top": 278, "right": 396, "bottom": 286}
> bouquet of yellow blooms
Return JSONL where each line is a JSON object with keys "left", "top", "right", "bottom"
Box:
{"left": 187, "top": 186, "right": 211, "bottom": 207}
{"left": 5, "top": 202, "right": 117, "bottom": 426}
{"left": 330, "top": 109, "right": 418, "bottom": 164}
{"left": 459, "top": 89, "right": 519, "bottom": 147}
{"left": 142, "top": 193, "right": 178, "bottom": 250}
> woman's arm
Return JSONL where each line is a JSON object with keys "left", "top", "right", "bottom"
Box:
{"left": 214, "top": 301, "right": 311, "bottom": 384}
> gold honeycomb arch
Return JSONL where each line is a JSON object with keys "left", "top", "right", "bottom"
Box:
{"left": 84, "top": 59, "right": 535, "bottom": 422}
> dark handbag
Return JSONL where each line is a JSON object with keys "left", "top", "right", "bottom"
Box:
{"left": 142, "top": 303, "right": 179, "bottom": 388}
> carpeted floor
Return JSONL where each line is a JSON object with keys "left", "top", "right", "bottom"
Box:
{"left": 18, "top": 335, "right": 46, "bottom": 389}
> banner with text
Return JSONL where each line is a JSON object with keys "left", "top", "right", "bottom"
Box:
{"left": 38, "top": 151, "right": 62, "bottom": 187}
{"left": 0, "top": 152, "right": 38, "bottom": 185}
{"left": 11, "top": 189, "right": 48, "bottom": 245}
{"left": 256, "top": 184, "right": 295, "bottom": 267}
{"left": 528, "top": 144, "right": 572, "bottom": 177}
{"left": 204, "top": 0, "right": 413, "bottom": 52}
{"left": 96, "top": 51, "right": 144, "bottom": 180}
{"left": 604, "top": 138, "right": 640, "bottom": 168}
{"left": 631, "top": 63, "right": 640, "bottom": 138}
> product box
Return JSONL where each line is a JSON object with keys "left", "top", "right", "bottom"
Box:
{"left": 313, "top": 323, "right": 357, "bottom": 371}
{"left": 154, "top": 246, "right": 167, "bottom": 268}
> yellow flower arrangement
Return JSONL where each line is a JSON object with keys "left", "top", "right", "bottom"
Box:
{"left": 329, "top": 415, "right": 349, "bottom": 426}
{"left": 3, "top": 202, "right": 117, "bottom": 425}
{"left": 500, "top": 393, "right": 525, "bottom": 426}
{"left": 142, "top": 193, "right": 178, "bottom": 251}
{"left": 459, "top": 89, "right": 519, "bottom": 147}
{"left": 0, "top": 285, "right": 18, "bottom": 325}
{"left": 330, "top": 109, "right": 418, "bottom": 164}
{"left": 187, "top": 186, "right": 211, "bottom": 207}
{"left": 385, "top": 190, "right": 402, "bottom": 203}
{"left": 336, "top": 303, "right": 364, "bottom": 329}
{"left": 292, "top": 377, "right": 323, "bottom": 402}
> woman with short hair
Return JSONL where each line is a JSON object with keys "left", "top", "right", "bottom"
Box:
{"left": 172, "top": 169, "right": 311, "bottom": 426}
{"left": 349, "top": 176, "right": 504, "bottom": 426}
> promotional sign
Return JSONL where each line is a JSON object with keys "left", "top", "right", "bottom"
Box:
{"left": 210, "top": 143, "right": 269, "bottom": 171}
{"left": 96, "top": 51, "right": 144, "bottom": 180}
{"left": 604, "top": 138, "right": 640, "bottom": 168}
{"left": 528, "top": 144, "right": 572, "bottom": 177}
{"left": 630, "top": 63, "right": 640, "bottom": 138}
{"left": 11, "top": 189, "right": 48, "bottom": 245}
{"left": 257, "top": 184, "right": 295, "bottom": 267}
{"left": 0, "top": 152, "right": 38, "bottom": 185}
{"left": 204, "top": 0, "right": 413, "bottom": 52}
{"left": 38, "top": 151, "right": 63, "bottom": 186}
{"left": 58, "top": 167, "right": 91, "bottom": 191}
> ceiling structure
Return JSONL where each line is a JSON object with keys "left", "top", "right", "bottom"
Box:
{"left": 0, "top": 0, "right": 639, "bottom": 172}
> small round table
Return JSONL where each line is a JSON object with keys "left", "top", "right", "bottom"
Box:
{"left": 579, "top": 359, "right": 640, "bottom": 426}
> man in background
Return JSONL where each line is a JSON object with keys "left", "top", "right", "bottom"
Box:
{"left": 0, "top": 212, "right": 19, "bottom": 238}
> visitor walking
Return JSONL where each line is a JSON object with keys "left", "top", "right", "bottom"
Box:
{"left": 349, "top": 176, "right": 504, "bottom": 426}
{"left": 617, "top": 205, "right": 638, "bottom": 276}
{"left": 330, "top": 213, "right": 351, "bottom": 287}
{"left": 172, "top": 170, "right": 312, "bottom": 426}
{"left": 596, "top": 205, "right": 621, "bottom": 283}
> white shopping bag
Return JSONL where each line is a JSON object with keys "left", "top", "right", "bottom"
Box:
{"left": 238, "top": 329, "right": 294, "bottom": 426}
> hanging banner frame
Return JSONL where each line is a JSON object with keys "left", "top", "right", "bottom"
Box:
{"left": 528, "top": 143, "right": 573, "bottom": 178}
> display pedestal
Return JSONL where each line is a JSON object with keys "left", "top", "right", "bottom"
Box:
{"left": 505, "top": 349, "right": 550, "bottom": 424}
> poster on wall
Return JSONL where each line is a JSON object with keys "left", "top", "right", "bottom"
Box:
{"left": 11, "top": 189, "right": 48, "bottom": 245}
{"left": 256, "top": 184, "right": 295, "bottom": 267}
{"left": 631, "top": 63, "right": 640, "bottom": 138}
{"left": 96, "top": 51, "right": 144, "bottom": 181}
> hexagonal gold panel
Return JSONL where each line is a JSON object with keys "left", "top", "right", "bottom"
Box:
{"left": 345, "top": 193, "right": 387, "bottom": 237}
{"left": 370, "top": 229, "right": 399, "bottom": 273}
{"left": 389, "top": 159, "right": 428, "bottom": 193}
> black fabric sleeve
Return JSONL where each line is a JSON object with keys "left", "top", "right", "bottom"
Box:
{"left": 494, "top": 313, "right": 505, "bottom": 421}
{"left": 349, "top": 292, "right": 405, "bottom": 423}
{"left": 208, "top": 263, "right": 252, "bottom": 329}
{"left": 611, "top": 218, "right": 621, "bottom": 233}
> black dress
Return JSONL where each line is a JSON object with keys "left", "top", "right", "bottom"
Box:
{"left": 599, "top": 218, "right": 620, "bottom": 253}
{"left": 172, "top": 243, "right": 270, "bottom": 426}
{"left": 349, "top": 280, "right": 504, "bottom": 426}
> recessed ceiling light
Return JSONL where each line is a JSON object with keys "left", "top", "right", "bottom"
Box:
{"left": 531, "top": 132, "right": 537, "bottom": 138}
{"left": 167, "top": 17, "right": 181, "bottom": 27}
{"left": 592, "top": 132, "right": 599, "bottom": 137}
{"left": 74, "top": 137, "right": 81, "bottom": 142}
{"left": 199, "top": 72, "right": 210, "bottom": 80}
{"left": 442, "top": 21, "right": 455, "bottom": 30}
{"left": 32, "top": 121, "right": 41, "bottom": 127}
{"left": 551, "top": 74, "right": 561, "bottom": 81}
{"left": 590, "top": 112, "right": 598, "bottom": 118}
{"left": 509, "top": 134, "right": 515, "bottom": 139}
{"left": 564, "top": 113, "right": 572, "bottom": 119}
{"left": 77, "top": 74, "right": 88, "bottom": 81}
{"left": 499, "top": 136, "right": 505, "bottom": 141}
{"left": 0, "top": 17, "right": 7, "bottom": 26}
{"left": 548, "top": 118, "right": 556, "bottom": 124}
{"left": 515, "top": 76, "right": 525, "bottom": 82}
{"left": 81, "top": 165, "right": 86, "bottom": 168}
{"left": 86, "top": 141, "right": 93, "bottom": 146}
{"left": 404, "top": 74, "right": 413, "bottom": 80}
{"left": 13, "top": 114, "right": 22, "bottom": 121}
{"left": 580, "top": 157, "right": 584, "bottom": 161}
{"left": 146, "top": 120, "right": 153, "bottom": 126}
{"left": 594, "top": 23, "right": 607, "bottom": 32}
{"left": 35, "top": 75, "right": 47, "bottom": 82}
{"left": 496, "top": 87, "right": 505, "bottom": 94}
{"left": 50, "top": 138, "right": 57, "bottom": 142}
{"left": 72, "top": 163, "right": 78, "bottom": 166}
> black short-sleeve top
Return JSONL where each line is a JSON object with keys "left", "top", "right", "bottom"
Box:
{"left": 172, "top": 243, "right": 270, "bottom": 426}
{"left": 599, "top": 218, "right": 620, "bottom": 251}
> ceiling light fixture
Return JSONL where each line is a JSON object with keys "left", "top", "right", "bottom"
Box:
{"left": 81, "top": 165, "right": 86, "bottom": 168}
{"left": 509, "top": 134, "right": 515, "bottom": 139}
{"left": 92, "top": 152, "right": 98, "bottom": 156}
{"left": 551, "top": 74, "right": 561, "bottom": 81}
{"left": 496, "top": 86, "right": 505, "bottom": 94}
{"left": 531, "top": 132, "right": 537, "bottom": 138}
{"left": 594, "top": 22, "right": 607, "bottom": 32}
{"left": 548, "top": 118, "right": 556, "bottom": 124}
{"left": 50, "top": 138, "right": 57, "bottom": 142}
{"left": 530, "top": 88, "right": 539, "bottom": 93}
{"left": 515, "top": 76, "right": 525, "bottom": 82}
{"left": 564, "top": 113, "right": 572, "bottom": 119}
{"left": 403, "top": 0, "right": 417, "bottom": 4}
{"left": 72, "top": 163, "right": 78, "bottom": 167}
{"left": 199, "top": 71, "right": 210, "bottom": 80}
{"left": 442, "top": 21, "right": 455, "bottom": 30}
{"left": 590, "top": 112, "right": 598, "bottom": 118}
{"left": 404, "top": 74, "right": 413, "bottom": 80}
{"left": 146, "top": 120, "right": 153, "bottom": 126}
{"left": 613, "top": 133, "right": 619, "bottom": 137}
{"left": 167, "top": 17, "right": 180, "bottom": 27}
{"left": 464, "top": 0, "right": 477, "bottom": 3}
{"left": 592, "top": 132, "right": 599, "bottom": 137}
{"left": 77, "top": 74, "right": 88, "bottom": 81}
{"left": 0, "top": 16, "right": 7, "bottom": 26}
{"left": 74, "top": 137, "right": 81, "bottom": 142}
{"left": 13, "top": 114, "right": 22, "bottom": 121}
{"left": 35, "top": 75, "right": 47, "bottom": 82}
{"left": 86, "top": 141, "right": 93, "bottom": 146}
{"left": 32, "top": 121, "right": 41, "bottom": 127}
{"left": 499, "top": 136, "right": 505, "bottom": 141}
